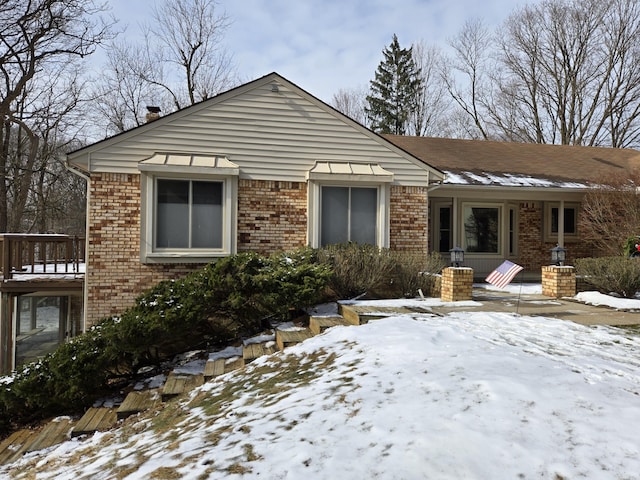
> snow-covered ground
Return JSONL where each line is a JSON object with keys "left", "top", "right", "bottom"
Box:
{"left": 3, "top": 294, "right": 639, "bottom": 480}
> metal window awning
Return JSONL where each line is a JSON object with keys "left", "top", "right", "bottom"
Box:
{"left": 306, "top": 161, "right": 394, "bottom": 182}
{"left": 138, "top": 153, "right": 239, "bottom": 175}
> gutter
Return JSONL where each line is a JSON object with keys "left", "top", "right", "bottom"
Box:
{"left": 63, "top": 154, "right": 90, "bottom": 333}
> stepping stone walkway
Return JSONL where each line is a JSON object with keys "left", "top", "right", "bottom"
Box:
{"left": 0, "top": 306, "right": 364, "bottom": 467}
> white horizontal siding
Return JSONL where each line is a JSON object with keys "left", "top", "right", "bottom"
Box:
{"left": 76, "top": 79, "right": 433, "bottom": 186}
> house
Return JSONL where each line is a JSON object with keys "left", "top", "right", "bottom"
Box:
{"left": 384, "top": 135, "right": 640, "bottom": 276}
{"left": 65, "top": 72, "right": 640, "bottom": 329}
{"left": 66, "top": 73, "right": 443, "bottom": 326}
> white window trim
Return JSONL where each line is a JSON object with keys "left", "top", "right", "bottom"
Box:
{"left": 544, "top": 202, "right": 579, "bottom": 243}
{"left": 307, "top": 180, "right": 389, "bottom": 248}
{"left": 140, "top": 171, "right": 237, "bottom": 263}
{"left": 431, "top": 200, "right": 453, "bottom": 253}
{"left": 508, "top": 203, "right": 518, "bottom": 257}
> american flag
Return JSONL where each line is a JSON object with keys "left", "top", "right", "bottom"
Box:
{"left": 485, "top": 260, "right": 523, "bottom": 289}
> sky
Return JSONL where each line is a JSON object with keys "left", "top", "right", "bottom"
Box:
{"left": 2, "top": 287, "right": 639, "bottom": 478}
{"left": 105, "top": 0, "right": 538, "bottom": 103}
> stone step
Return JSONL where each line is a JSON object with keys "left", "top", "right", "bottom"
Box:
{"left": 337, "top": 304, "right": 363, "bottom": 325}
{"left": 339, "top": 304, "right": 431, "bottom": 324}
{"left": 71, "top": 407, "right": 117, "bottom": 437}
{"left": 161, "top": 372, "right": 205, "bottom": 401}
{"left": 275, "top": 328, "right": 314, "bottom": 351}
{"left": 243, "top": 341, "right": 277, "bottom": 363}
{"left": 203, "top": 356, "right": 244, "bottom": 381}
{"left": 25, "top": 416, "right": 74, "bottom": 453}
{"left": 309, "top": 315, "right": 352, "bottom": 335}
{"left": 0, "top": 429, "right": 37, "bottom": 465}
{"left": 117, "top": 389, "right": 162, "bottom": 420}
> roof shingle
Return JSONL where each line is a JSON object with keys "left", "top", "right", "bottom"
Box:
{"left": 384, "top": 135, "right": 640, "bottom": 186}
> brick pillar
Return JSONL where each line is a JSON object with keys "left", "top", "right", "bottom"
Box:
{"left": 541, "top": 265, "right": 576, "bottom": 298}
{"left": 440, "top": 267, "right": 474, "bottom": 302}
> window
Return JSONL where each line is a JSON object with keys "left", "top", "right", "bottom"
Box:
{"left": 509, "top": 206, "right": 517, "bottom": 256}
{"left": 320, "top": 186, "right": 377, "bottom": 246}
{"left": 306, "top": 161, "right": 392, "bottom": 248}
{"left": 156, "top": 179, "right": 223, "bottom": 249}
{"left": 544, "top": 203, "right": 579, "bottom": 242}
{"left": 463, "top": 205, "right": 500, "bottom": 253}
{"left": 551, "top": 207, "right": 576, "bottom": 235}
{"left": 435, "top": 205, "right": 452, "bottom": 253}
{"left": 139, "top": 153, "right": 239, "bottom": 263}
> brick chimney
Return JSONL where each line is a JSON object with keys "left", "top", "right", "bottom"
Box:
{"left": 145, "top": 106, "right": 161, "bottom": 123}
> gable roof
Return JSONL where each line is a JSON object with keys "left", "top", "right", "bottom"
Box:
{"left": 67, "top": 73, "right": 443, "bottom": 184}
{"left": 384, "top": 135, "right": 640, "bottom": 188}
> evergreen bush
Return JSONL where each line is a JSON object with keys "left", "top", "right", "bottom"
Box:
{"left": 0, "top": 248, "right": 331, "bottom": 434}
{"left": 574, "top": 256, "right": 640, "bottom": 298}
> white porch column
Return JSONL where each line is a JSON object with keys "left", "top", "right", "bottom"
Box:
{"left": 558, "top": 200, "right": 565, "bottom": 247}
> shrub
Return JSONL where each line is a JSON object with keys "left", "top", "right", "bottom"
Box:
{"left": 315, "top": 243, "right": 445, "bottom": 300}
{"left": 317, "top": 243, "right": 396, "bottom": 299}
{"left": 386, "top": 251, "right": 445, "bottom": 298}
{"left": 574, "top": 256, "right": 640, "bottom": 298}
{"left": 0, "top": 248, "right": 331, "bottom": 434}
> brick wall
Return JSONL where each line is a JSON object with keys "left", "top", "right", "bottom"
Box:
{"left": 440, "top": 267, "right": 473, "bottom": 301}
{"left": 390, "top": 185, "right": 428, "bottom": 254}
{"left": 541, "top": 265, "right": 576, "bottom": 297}
{"left": 516, "top": 201, "right": 594, "bottom": 271}
{"left": 86, "top": 173, "right": 199, "bottom": 325}
{"left": 237, "top": 180, "right": 307, "bottom": 254}
{"left": 86, "top": 176, "right": 430, "bottom": 326}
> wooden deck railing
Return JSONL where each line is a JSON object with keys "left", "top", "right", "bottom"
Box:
{"left": 0, "top": 234, "right": 85, "bottom": 280}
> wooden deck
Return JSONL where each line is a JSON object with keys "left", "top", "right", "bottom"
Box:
{"left": 0, "top": 234, "right": 85, "bottom": 288}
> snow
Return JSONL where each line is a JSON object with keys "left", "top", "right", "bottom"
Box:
{"left": 576, "top": 291, "right": 640, "bottom": 310}
{"left": 443, "top": 170, "right": 588, "bottom": 189}
{"left": 10, "top": 262, "right": 85, "bottom": 281}
{"left": 3, "top": 298, "right": 639, "bottom": 479}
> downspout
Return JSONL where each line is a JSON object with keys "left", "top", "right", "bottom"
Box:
{"left": 64, "top": 154, "right": 90, "bottom": 333}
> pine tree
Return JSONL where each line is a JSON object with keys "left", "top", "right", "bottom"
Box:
{"left": 365, "top": 34, "right": 422, "bottom": 135}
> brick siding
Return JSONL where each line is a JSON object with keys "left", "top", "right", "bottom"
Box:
{"left": 516, "top": 201, "right": 595, "bottom": 270}
{"left": 86, "top": 176, "right": 430, "bottom": 326}
{"left": 86, "top": 173, "right": 199, "bottom": 325}
{"left": 237, "top": 180, "right": 307, "bottom": 254}
{"left": 390, "top": 185, "right": 428, "bottom": 254}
